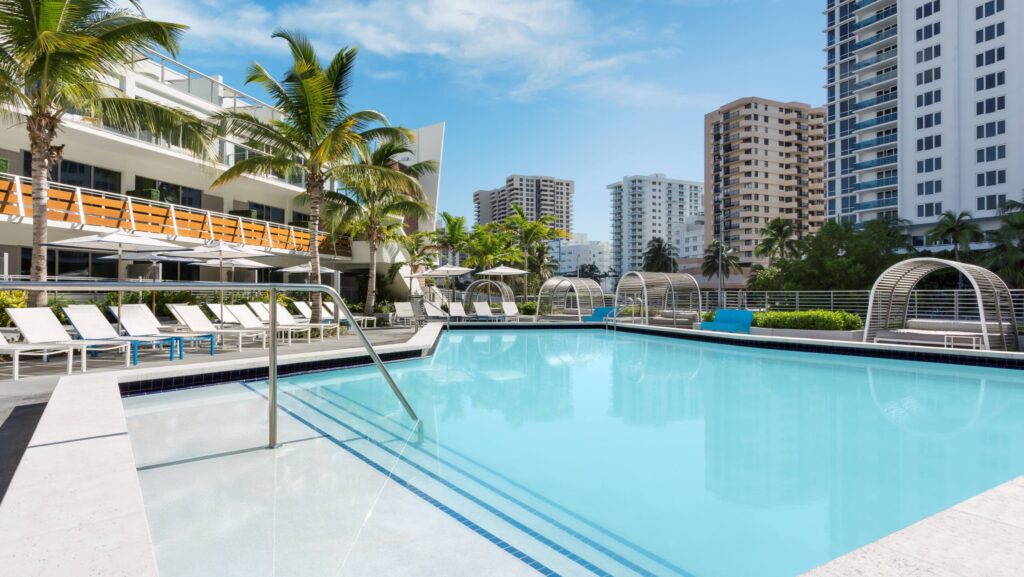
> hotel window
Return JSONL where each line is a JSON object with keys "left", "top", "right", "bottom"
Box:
{"left": 917, "top": 202, "right": 942, "bottom": 217}
{"left": 976, "top": 47, "right": 1005, "bottom": 67}
{"left": 917, "top": 89, "right": 942, "bottom": 107}
{"left": 917, "top": 180, "right": 942, "bottom": 196}
{"left": 916, "top": 45, "right": 941, "bottom": 63}
{"left": 916, "top": 22, "right": 940, "bottom": 41}
{"left": 976, "top": 22, "right": 1005, "bottom": 43}
{"left": 977, "top": 194, "right": 1006, "bottom": 211}
{"left": 976, "top": 96, "right": 1005, "bottom": 115}
{"left": 916, "top": 0, "right": 940, "bottom": 19}
{"left": 249, "top": 202, "right": 284, "bottom": 224}
{"left": 916, "top": 67, "right": 941, "bottom": 85}
{"left": 976, "top": 71, "right": 1005, "bottom": 91}
{"left": 975, "top": 0, "right": 1004, "bottom": 20}
{"left": 976, "top": 145, "right": 1006, "bottom": 163}
{"left": 917, "top": 135, "right": 942, "bottom": 151}
{"left": 917, "top": 157, "right": 942, "bottom": 174}
{"left": 976, "top": 170, "right": 1006, "bottom": 187}
{"left": 134, "top": 176, "right": 202, "bottom": 208}
{"left": 21, "top": 153, "right": 121, "bottom": 193}
{"left": 976, "top": 120, "right": 1006, "bottom": 139}
{"left": 917, "top": 112, "right": 942, "bottom": 129}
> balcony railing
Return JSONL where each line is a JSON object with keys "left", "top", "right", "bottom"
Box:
{"left": 852, "top": 27, "right": 898, "bottom": 51}
{"left": 852, "top": 6, "right": 897, "bottom": 31}
{"left": 852, "top": 69, "right": 897, "bottom": 91}
{"left": 852, "top": 91, "right": 897, "bottom": 110}
{"left": 852, "top": 112, "right": 898, "bottom": 131}
{"left": 852, "top": 197, "right": 898, "bottom": 211}
{"left": 853, "top": 133, "right": 898, "bottom": 150}
{"left": 0, "top": 173, "right": 350, "bottom": 257}
{"left": 851, "top": 50, "right": 897, "bottom": 72}
{"left": 853, "top": 176, "right": 898, "bottom": 191}
{"left": 852, "top": 155, "right": 898, "bottom": 170}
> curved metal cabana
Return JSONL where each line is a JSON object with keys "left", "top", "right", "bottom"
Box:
{"left": 535, "top": 276, "right": 605, "bottom": 320}
{"left": 612, "top": 271, "right": 703, "bottom": 326}
{"left": 463, "top": 279, "right": 515, "bottom": 306}
{"left": 864, "top": 257, "right": 1018, "bottom": 351}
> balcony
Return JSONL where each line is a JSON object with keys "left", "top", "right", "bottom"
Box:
{"left": 852, "top": 50, "right": 897, "bottom": 73}
{"left": 853, "top": 0, "right": 892, "bottom": 12}
{"left": 853, "top": 133, "right": 898, "bottom": 150}
{"left": 852, "top": 91, "right": 897, "bottom": 111}
{"left": 852, "top": 69, "right": 897, "bottom": 91}
{"left": 852, "top": 112, "right": 897, "bottom": 131}
{"left": 852, "top": 155, "right": 898, "bottom": 171}
{"left": 0, "top": 173, "right": 350, "bottom": 257}
{"left": 852, "top": 6, "right": 897, "bottom": 32}
{"left": 853, "top": 176, "right": 898, "bottom": 191}
{"left": 853, "top": 197, "right": 898, "bottom": 211}
{"left": 852, "top": 27, "right": 898, "bottom": 52}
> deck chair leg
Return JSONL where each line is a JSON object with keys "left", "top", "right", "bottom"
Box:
{"left": 81, "top": 349, "right": 87, "bottom": 373}
{"left": 66, "top": 350, "right": 73, "bottom": 375}
{"left": 13, "top": 351, "right": 19, "bottom": 380}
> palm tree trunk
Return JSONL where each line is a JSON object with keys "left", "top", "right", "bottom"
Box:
{"left": 308, "top": 180, "right": 322, "bottom": 324}
{"left": 27, "top": 118, "right": 56, "bottom": 307}
{"left": 365, "top": 237, "right": 378, "bottom": 314}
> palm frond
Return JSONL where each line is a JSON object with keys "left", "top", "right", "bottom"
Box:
{"left": 95, "top": 96, "right": 215, "bottom": 159}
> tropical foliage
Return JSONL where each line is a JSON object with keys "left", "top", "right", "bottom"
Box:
{"left": 927, "top": 211, "right": 979, "bottom": 262}
{"left": 434, "top": 212, "right": 469, "bottom": 265}
{"left": 754, "top": 218, "right": 800, "bottom": 266}
{"left": 702, "top": 239, "right": 742, "bottom": 280}
{"left": 641, "top": 237, "right": 678, "bottom": 272}
{"left": 0, "top": 0, "right": 213, "bottom": 305}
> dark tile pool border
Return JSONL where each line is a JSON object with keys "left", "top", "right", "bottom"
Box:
{"left": 445, "top": 323, "right": 1024, "bottom": 370}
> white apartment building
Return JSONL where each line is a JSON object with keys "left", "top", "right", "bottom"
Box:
{"left": 677, "top": 216, "right": 707, "bottom": 261}
{"left": 0, "top": 49, "right": 443, "bottom": 294}
{"left": 473, "top": 175, "right": 574, "bottom": 233}
{"left": 550, "top": 234, "right": 613, "bottom": 276}
{"left": 608, "top": 174, "right": 704, "bottom": 275}
{"left": 824, "top": 0, "right": 1022, "bottom": 246}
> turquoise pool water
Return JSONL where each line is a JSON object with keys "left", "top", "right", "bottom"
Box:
{"left": 263, "top": 329, "right": 1024, "bottom": 576}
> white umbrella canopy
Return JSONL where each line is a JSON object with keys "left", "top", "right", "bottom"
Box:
{"left": 278, "top": 262, "right": 338, "bottom": 274}
{"left": 99, "top": 251, "right": 199, "bottom": 264}
{"left": 171, "top": 240, "right": 270, "bottom": 260}
{"left": 476, "top": 265, "right": 528, "bottom": 276}
{"left": 191, "top": 258, "right": 275, "bottom": 269}
{"left": 413, "top": 265, "right": 474, "bottom": 278}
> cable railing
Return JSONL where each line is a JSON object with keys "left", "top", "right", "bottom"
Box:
{"left": 0, "top": 281, "right": 419, "bottom": 448}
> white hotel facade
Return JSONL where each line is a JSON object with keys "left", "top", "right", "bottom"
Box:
{"left": 824, "top": 0, "right": 1022, "bottom": 245}
{"left": 0, "top": 50, "right": 443, "bottom": 298}
{"left": 608, "top": 174, "right": 704, "bottom": 275}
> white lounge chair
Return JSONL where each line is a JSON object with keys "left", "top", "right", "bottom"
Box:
{"left": 448, "top": 302, "right": 468, "bottom": 322}
{"left": 271, "top": 303, "right": 341, "bottom": 340}
{"left": 394, "top": 302, "right": 420, "bottom": 326}
{"left": 295, "top": 301, "right": 335, "bottom": 322}
{"left": 423, "top": 301, "right": 448, "bottom": 320}
{"left": 472, "top": 301, "right": 499, "bottom": 321}
{"left": 110, "top": 304, "right": 215, "bottom": 358}
{"left": 63, "top": 304, "right": 179, "bottom": 364}
{"left": 205, "top": 303, "right": 239, "bottom": 326}
{"left": 500, "top": 302, "right": 521, "bottom": 322}
{"left": 168, "top": 304, "right": 266, "bottom": 351}
{"left": 7, "top": 307, "right": 132, "bottom": 371}
{"left": 324, "top": 301, "right": 375, "bottom": 328}
{"left": 247, "top": 301, "right": 272, "bottom": 323}
{"left": 225, "top": 304, "right": 313, "bottom": 345}
{"left": 0, "top": 331, "right": 73, "bottom": 380}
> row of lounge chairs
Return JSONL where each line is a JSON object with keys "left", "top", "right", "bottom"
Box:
{"left": 392, "top": 301, "right": 525, "bottom": 325}
{"left": 0, "top": 300, "right": 350, "bottom": 380}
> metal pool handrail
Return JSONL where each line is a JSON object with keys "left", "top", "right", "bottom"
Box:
{"left": 0, "top": 281, "right": 420, "bottom": 447}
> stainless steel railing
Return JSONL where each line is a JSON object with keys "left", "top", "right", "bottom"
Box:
{"left": 0, "top": 281, "right": 420, "bottom": 448}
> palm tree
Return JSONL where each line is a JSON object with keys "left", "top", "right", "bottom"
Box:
{"left": 0, "top": 0, "right": 213, "bottom": 305}
{"left": 754, "top": 218, "right": 799, "bottom": 266}
{"left": 386, "top": 231, "right": 437, "bottom": 284}
{"left": 702, "top": 239, "right": 742, "bottom": 294}
{"left": 434, "top": 211, "right": 469, "bottom": 265}
{"left": 501, "top": 205, "right": 563, "bottom": 294}
{"left": 462, "top": 226, "right": 517, "bottom": 271}
{"left": 927, "top": 210, "right": 979, "bottom": 262}
{"left": 641, "top": 237, "right": 678, "bottom": 272}
{"left": 326, "top": 135, "right": 435, "bottom": 313}
{"left": 212, "top": 31, "right": 411, "bottom": 321}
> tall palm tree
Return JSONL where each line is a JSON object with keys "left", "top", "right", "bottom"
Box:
{"left": 434, "top": 211, "right": 469, "bottom": 265}
{"left": 642, "top": 237, "right": 678, "bottom": 272}
{"left": 462, "top": 226, "right": 517, "bottom": 271}
{"left": 0, "top": 0, "right": 213, "bottom": 305}
{"left": 212, "top": 31, "right": 410, "bottom": 321}
{"left": 386, "top": 231, "right": 437, "bottom": 284}
{"left": 702, "top": 239, "right": 742, "bottom": 293}
{"left": 927, "top": 210, "right": 979, "bottom": 262}
{"left": 502, "top": 205, "right": 563, "bottom": 294}
{"left": 755, "top": 217, "right": 799, "bottom": 266}
{"left": 326, "top": 136, "right": 434, "bottom": 313}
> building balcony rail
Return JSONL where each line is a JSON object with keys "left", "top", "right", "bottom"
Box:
{"left": 852, "top": 176, "right": 898, "bottom": 191}
{"left": 852, "top": 133, "right": 898, "bottom": 150}
{"left": 853, "top": 0, "right": 890, "bottom": 12}
{"left": 851, "top": 27, "right": 898, "bottom": 52}
{"left": 853, "top": 197, "right": 898, "bottom": 211}
{"left": 852, "top": 91, "right": 897, "bottom": 110}
{"left": 0, "top": 173, "right": 350, "bottom": 257}
{"left": 852, "top": 6, "right": 897, "bottom": 32}
{"left": 852, "top": 112, "right": 897, "bottom": 131}
{"left": 851, "top": 51, "right": 897, "bottom": 72}
{"left": 851, "top": 69, "right": 897, "bottom": 91}
{"left": 852, "top": 155, "right": 898, "bottom": 170}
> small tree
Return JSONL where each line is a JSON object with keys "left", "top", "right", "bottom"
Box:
{"left": 641, "top": 237, "right": 678, "bottom": 272}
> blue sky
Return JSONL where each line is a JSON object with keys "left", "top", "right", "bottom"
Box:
{"left": 141, "top": 0, "right": 825, "bottom": 241}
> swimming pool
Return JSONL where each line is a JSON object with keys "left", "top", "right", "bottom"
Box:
{"left": 126, "top": 328, "right": 1024, "bottom": 577}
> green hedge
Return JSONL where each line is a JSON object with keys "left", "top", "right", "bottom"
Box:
{"left": 518, "top": 301, "right": 537, "bottom": 315}
{"left": 703, "top": 309, "right": 864, "bottom": 331}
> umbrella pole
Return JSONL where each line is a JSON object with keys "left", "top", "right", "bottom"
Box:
{"left": 219, "top": 255, "right": 225, "bottom": 327}
{"left": 117, "top": 246, "right": 123, "bottom": 335}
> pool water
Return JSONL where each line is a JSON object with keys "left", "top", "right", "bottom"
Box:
{"left": 129, "top": 329, "right": 1024, "bottom": 577}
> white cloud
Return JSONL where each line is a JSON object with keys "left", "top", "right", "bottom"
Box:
{"left": 129, "top": 0, "right": 702, "bottom": 107}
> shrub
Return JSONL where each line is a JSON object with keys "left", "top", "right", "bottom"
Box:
{"left": 519, "top": 301, "right": 537, "bottom": 315}
{"left": 374, "top": 300, "right": 394, "bottom": 313}
{"left": 752, "top": 310, "right": 863, "bottom": 331}
{"left": 702, "top": 311, "right": 716, "bottom": 322}
{"left": 0, "top": 290, "right": 27, "bottom": 326}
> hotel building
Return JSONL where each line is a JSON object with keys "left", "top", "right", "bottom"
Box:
{"left": 705, "top": 97, "right": 826, "bottom": 266}
{"left": 608, "top": 174, "right": 704, "bottom": 275}
{"left": 473, "top": 175, "right": 574, "bottom": 233}
{"left": 824, "top": 0, "right": 1022, "bottom": 246}
{"left": 0, "top": 49, "right": 443, "bottom": 297}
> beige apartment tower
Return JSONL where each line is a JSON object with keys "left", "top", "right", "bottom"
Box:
{"left": 473, "top": 175, "right": 574, "bottom": 233}
{"left": 704, "top": 97, "right": 826, "bottom": 266}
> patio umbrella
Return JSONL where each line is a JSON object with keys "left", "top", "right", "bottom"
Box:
{"left": 100, "top": 251, "right": 201, "bottom": 311}
{"left": 412, "top": 265, "right": 474, "bottom": 301}
{"left": 278, "top": 262, "right": 338, "bottom": 274}
{"left": 173, "top": 242, "right": 272, "bottom": 321}
{"left": 477, "top": 265, "right": 529, "bottom": 300}
{"left": 46, "top": 232, "right": 185, "bottom": 333}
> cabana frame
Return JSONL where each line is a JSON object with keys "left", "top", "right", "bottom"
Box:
{"left": 463, "top": 279, "right": 515, "bottom": 306}
{"left": 535, "top": 276, "right": 606, "bottom": 321}
{"left": 864, "top": 257, "right": 1018, "bottom": 351}
{"left": 612, "top": 271, "right": 702, "bottom": 327}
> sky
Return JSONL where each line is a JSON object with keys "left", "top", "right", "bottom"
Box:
{"left": 135, "top": 0, "right": 825, "bottom": 241}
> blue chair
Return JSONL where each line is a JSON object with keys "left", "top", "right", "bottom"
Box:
{"left": 701, "top": 309, "right": 754, "bottom": 334}
{"left": 582, "top": 306, "right": 619, "bottom": 323}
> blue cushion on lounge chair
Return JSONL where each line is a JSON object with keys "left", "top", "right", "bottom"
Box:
{"left": 583, "top": 307, "right": 618, "bottom": 322}
{"left": 701, "top": 309, "right": 753, "bottom": 334}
